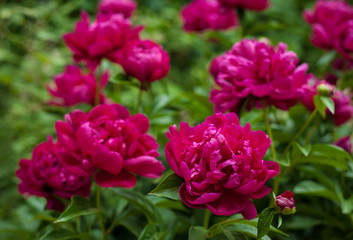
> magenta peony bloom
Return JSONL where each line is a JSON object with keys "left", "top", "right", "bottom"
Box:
{"left": 63, "top": 11, "right": 143, "bottom": 70}
{"left": 275, "top": 190, "right": 296, "bottom": 215}
{"left": 165, "top": 113, "right": 280, "bottom": 219}
{"left": 303, "top": 0, "right": 353, "bottom": 59}
{"left": 98, "top": 0, "right": 137, "bottom": 19}
{"left": 47, "top": 65, "right": 109, "bottom": 106}
{"left": 210, "top": 39, "right": 310, "bottom": 113}
{"left": 181, "top": 0, "right": 238, "bottom": 32}
{"left": 219, "top": 0, "right": 270, "bottom": 11}
{"left": 120, "top": 40, "right": 170, "bottom": 87}
{"left": 301, "top": 79, "right": 353, "bottom": 126}
{"left": 334, "top": 136, "right": 352, "bottom": 153}
{"left": 331, "top": 90, "right": 353, "bottom": 125}
{"left": 55, "top": 104, "right": 165, "bottom": 188}
{"left": 16, "top": 137, "right": 91, "bottom": 211}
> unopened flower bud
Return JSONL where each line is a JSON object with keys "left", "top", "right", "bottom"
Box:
{"left": 275, "top": 190, "right": 296, "bottom": 215}
{"left": 317, "top": 83, "right": 334, "bottom": 97}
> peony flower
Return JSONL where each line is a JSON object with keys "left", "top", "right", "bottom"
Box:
{"left": 181, "top": 0, "right": 238, "bottom": 32}
{"left": 16, "top": 137, "right": 91, "bottom": 211}
{"left": 218, "top": 0, "right": 270, "bottom": 11}
{"left": 210, "top": 39, "right": 310, "bottom": 113}
{"left": 275, "top": 190, "right": 296, "bottom": 215}
{"left": 119, "top": 40, "right": 170, "bottom": 88}
{"left": 165, "top": 113, "right": 280, "bottom": 220}
{"left": 303, "top": 0, "right": 353, "bottom": 59}
{"left": 55, "top": 104, "right": 165, "bottom": 188}
{"left": 334, "top": 136, "right": 352, "bottom": 153}
{"left": 47, "top": 65, "right": 109, "bottom": 106}
{"left": 331, "top": 90, "right": 353, "bottom": 125}
{"left": 98, "top": 0, "right": 137, "bottom": 19}
{"left": 63, "top": 11, "right": 143, "bottom": 70}
{"left": 301, "top": 79, "right": 353, "bottom": 126}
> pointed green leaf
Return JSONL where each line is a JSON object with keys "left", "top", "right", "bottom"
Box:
{"left": 293, "top": 180, "right": 339, "bottom": 201}
{"left": 257, "top": 207, "right": 275, "bottom": 239}
{"left": 55, "top": 196, "right": 98, "bottom": 223}
{"left": 320, "top": 96, "right": 335, "bottom": 114}
{"left": 149, "top": 172, "right": 184, "bottom": 200}
{"left": 313, "top": 95, "right": 326, "bottom": 118}
{"left": 188, "top": 226, "right": 208, "bottom": 240}
{"left": 112, "top": 188, "right": 158, "bottom": 223}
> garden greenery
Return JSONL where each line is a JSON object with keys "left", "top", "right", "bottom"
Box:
{"left": 1, "top": 0, "right": 353, "bottom": 239}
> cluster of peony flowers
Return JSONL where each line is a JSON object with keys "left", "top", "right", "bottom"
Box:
{"left": 17, "top": 104, "right": 165, "bottom": 210}
{"left": 304, "top": 0, "right": 353, "bottom": 60}
{"left": 47, "top": 0, "right": 170, "bottom": 106}
{"left": 55, "top": 104, "right": 165, "bottom": 188}
{"left": 210, "top": 39, "right": 311, "bottom": 113}
{"left": 181, "top": 0, "right": 269, "bottom": 32}
{"left": 16, "top": 137, "right": 92, "bottom": 211}
{"left": 301, "top": 80, "right": 353, "bottom": 126}
{"left": 165, "top": 113, "right": 280, "bottom": 219}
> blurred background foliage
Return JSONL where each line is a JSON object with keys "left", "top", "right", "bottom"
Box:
{"left": 1, "top": 0, "right": 353, "bottom": 239}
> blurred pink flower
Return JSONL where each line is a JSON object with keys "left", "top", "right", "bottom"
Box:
{"left": 275, "top": 190, "right": 296, "bottom": 215}
{"left": 210, "top": 39, "right": 310, "bottom": 113}
{"left": 120, "top": 40, "right": 170, "bottom": 88}
{"left": 334, "top": 136, "right": 352, "bottom": 153}
{"left": 301, "top": 79, "right": 353, "bottom": 126}
{"left": 98, "top": 0, "right": 137, "bottom": 19}
{"left": 181, "top": 0, "right": 238, "bottom": 32}
{"left": 63, "top": 11, "right": 143, "bottom": 70}
{"left": 165, "top": 113, "right": 279, "bottom": 219}
{"left": 55, "top": 104, "right": 164, "bottom": 188}
{"left": 303, "top": 0, "right": 353, "bottom": 59}
{"left": 219, "top": 0, "right": 270, "bottom": 11}
{"left": 47, "top": 65, "right": 109, "bottom": 106}
{"left": 16, "top": 137, "right": 91, "bottom": 211}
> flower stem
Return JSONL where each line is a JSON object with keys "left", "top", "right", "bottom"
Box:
{"left": 94, "top": 71, "right": 102, "bottom": 106}
{"left": 136, "top": 86, "right": 143, "bottom": 112}
{"left": 203, "top": 209, "right": 211, "bottom": 229}
{"left": 263, "top": 104, "right": 277, "bottom": 161}
{"left": 272, "top": 108, "right": 318, "bottom": 198}
{"left": 96, "top": 185, "right": 107, "bottom": 240}
{"left": 281, "top": 108, "right": 318, "bottom": 159}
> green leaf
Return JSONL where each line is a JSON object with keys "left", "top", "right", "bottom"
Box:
{"left": 293, "top": 180, "right": 340, "bottom": 201}
{"left": 320, "top": 96, "right": 335, "bottom": 114}
{"left": 294, "top": 144, "right": 351, "bottom": 170}
{"left": 314, "top": 95, "right": 326, "bottom": 118}
{"left": 138, "top": 224, "right": 166, "bottom": 240}
{"left": 149, "top": 172, "right": 184, "bottom": 200}
{"left": 257, "top": 207, "right": 275, "bottom": 239}
{"left": 188, "top": 226, "right": 208, "bottom": 240}
{"left": 295, "top": 142, "right": 311, "bottom": 157}
{"left": 219, "top": 224, "right": 235, "bottom": 240}
{"left": 277, "top": 215, "right": 282, "bottom": 228}
{"left": 55, "top": 196, "right": 98, "bottom": 223}
{"left": 39, "top": 228, "right": 90, "bottom": 240}
{"left": 112, "top": 188, "right": 158, "bottom": 223}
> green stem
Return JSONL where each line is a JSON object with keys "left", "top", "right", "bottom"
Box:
{"left": 96, "top": 185, "right": 107, "bottom": 240}
{"left": 94, "top": 71, "right": 102, "bottom": 106}
{"left": 281, "top": 108, "right": 318, "bottom": 159}
{"left": 272, "top": 108, "right": 318, "bottom": 198}
{"left": 136, "top": 86, "right": 143, "bottom": 112}
{"left": 203, "top": 209, "right": 211, "bottom": 229}
{"left": 263, "top": 104, "right": 277, "bottom": 161}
